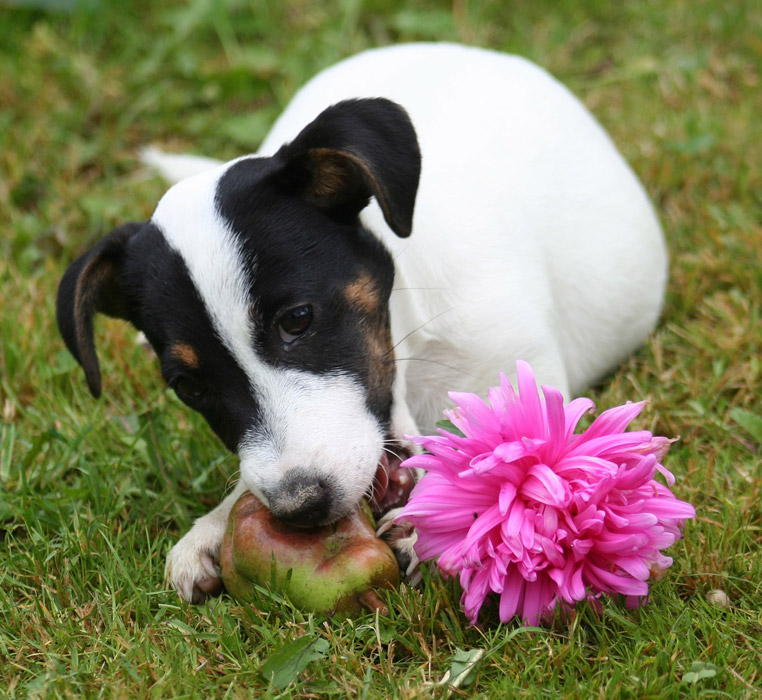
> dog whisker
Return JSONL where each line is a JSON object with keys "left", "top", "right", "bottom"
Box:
{"left": 385, "top": 307, "right": 454, "bottom": 357}
{"left": 223, "top": 471, "right": 241, "bottom": 497}
{"left": 380, "top": 448, "right": 408, "bottom": 461}
{"left": 393, "top": 356, "right": 478, "bottom": 379}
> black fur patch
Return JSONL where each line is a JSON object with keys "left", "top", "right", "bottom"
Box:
{"left": 121, "top": 224, "right": 263, "bottom": 452}
{"left": 215, "top": 155, "right": 397, "bottom": 427}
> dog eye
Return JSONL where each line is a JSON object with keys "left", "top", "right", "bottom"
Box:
{"left": 278, "top": 305, "right": 313, "bottom": 344}
{"left": 173, "top": 376, "right": 208, "bottom": 401}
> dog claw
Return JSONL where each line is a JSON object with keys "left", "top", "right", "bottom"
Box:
{"left": 174, "top": 570, "right": 223, "bottom": 604}
{"left": 406, "top": 568, "right": 423, "bottom": 588}
{"left": 376, "top": 514, "right": 421, "bottom": 587}
{"left": 405, "top": 546, "right": 422, "bottom": 587}
{"left": 200, "top": 553, "right": 221, "bottom": 579}
{"left": 179, "top": 580, "right": 194, "bottom": 603}
{"left": 375, "top": 508, "right": 400, "bottom": 537}
{"left": 195, "top": 576, "right": 224, "bottom": 599}
{"left": 166, "top": 536, "right": 224, "bottom": 603}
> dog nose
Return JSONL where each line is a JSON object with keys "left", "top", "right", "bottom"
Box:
{"left": 268, "top": 470, "right": 334, "bottom": 527}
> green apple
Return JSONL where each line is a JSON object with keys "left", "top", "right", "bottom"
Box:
{"left": 220, "top": 491, "right": 400, "bottom": 615}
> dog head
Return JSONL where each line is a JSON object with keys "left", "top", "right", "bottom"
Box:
{"left": 57, "top": 98, "right": 420, "bottom": 526}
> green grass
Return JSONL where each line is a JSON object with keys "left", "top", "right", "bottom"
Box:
{"left": 1, "top": 0, "right": 761, "bottom": 697}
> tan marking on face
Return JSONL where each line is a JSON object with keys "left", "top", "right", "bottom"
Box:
{"left": 171, "top": 342, "right": 200, "bottom": 369}
{"left": 344, "top": 273, "right": 381, "bottom": 314}
{"left": 365, "top": 310, "right": 396, "bottom": 406}
{"left": 342, "top": 273, "right": 394, "bottom": 406}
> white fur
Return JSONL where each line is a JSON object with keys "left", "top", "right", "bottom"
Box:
{"left": 153, "top": 43, "right": 667, "bottom": 601}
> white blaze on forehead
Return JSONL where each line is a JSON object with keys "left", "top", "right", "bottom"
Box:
{"left": 151, "top": 164, "right": 384, "bottom": 511}
{"left": 152, "top": 161, "right": 256, "bottom": 370}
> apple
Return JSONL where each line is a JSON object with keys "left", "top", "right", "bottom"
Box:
{"left": 220, "top": 491, "right": 400, "bottom": 615}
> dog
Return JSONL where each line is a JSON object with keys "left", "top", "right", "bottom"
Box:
{"left": 56, "top": 43, "right": 667, "bottom": 603}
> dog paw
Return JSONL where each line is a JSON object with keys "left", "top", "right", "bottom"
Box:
{"left": 377, "top": 509, "right": 422, "bottom": 587}
{"left": 165, "top": 533, "right": 224, "bottom": 603}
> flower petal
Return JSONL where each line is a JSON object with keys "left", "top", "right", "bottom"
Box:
{"left": 499, "top": 481, "right": 517, "bottom": 515}
{"left": 563, "top": 397, "right": 596, "bottom": 438}
{"left": 516, "top": 360, "right": 546, "bottom": 437}
{"left": 521, "top": 463, "right": 568, "bottom": 506}
{"left": 498, "top": 567, "right": 525, "bottom": 622}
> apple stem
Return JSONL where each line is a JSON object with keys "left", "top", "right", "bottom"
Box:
{"left": 358, "top": 589, "right": 388, "bottom": 615}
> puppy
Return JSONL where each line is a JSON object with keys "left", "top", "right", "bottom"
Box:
{"left": 57, "top": 43, "right": 667, "bottom": 603}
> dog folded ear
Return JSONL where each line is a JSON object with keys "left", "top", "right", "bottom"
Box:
{"left": 276, "top": 98, "right": 421, "bottom": 238}
{"left": 56, "top": 222, "right": 141, "bottom": 398}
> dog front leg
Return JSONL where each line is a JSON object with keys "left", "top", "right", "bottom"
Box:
{"left": 165, "top": 479, "right": 248, "bottom": 603}
{"left": 377, "top": 382, "right": 423, "bottom": 585}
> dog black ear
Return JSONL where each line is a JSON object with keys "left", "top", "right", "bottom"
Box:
{"left": 56, "top": 222, "right": 141, "bottom": 398}
{"left": 276, "top": 98, "right": 421, "bottom": 238}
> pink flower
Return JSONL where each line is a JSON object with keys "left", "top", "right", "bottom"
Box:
{"left": 396, "top": 361, "right": 695, "bottom": 626}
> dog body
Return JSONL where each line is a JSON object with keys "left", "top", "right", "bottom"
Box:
{"left": 58, "top": 43, "right": 667, "bottom": 602}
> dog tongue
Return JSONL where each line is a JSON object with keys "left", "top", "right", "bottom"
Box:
{"left": 370, "top": 450, "right": 416, "bottom": 517}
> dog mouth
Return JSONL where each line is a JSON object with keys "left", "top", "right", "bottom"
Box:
{"left": 369, "top": 442, "right": 416, "bottom": 518}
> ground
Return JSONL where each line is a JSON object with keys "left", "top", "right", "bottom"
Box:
{"left": 1, "top": 0, "right": 760, "bottom": 697}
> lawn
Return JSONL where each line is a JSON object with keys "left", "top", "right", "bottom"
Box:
{"left": 1, "top": 0, "right": 761, "bottom": 697}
